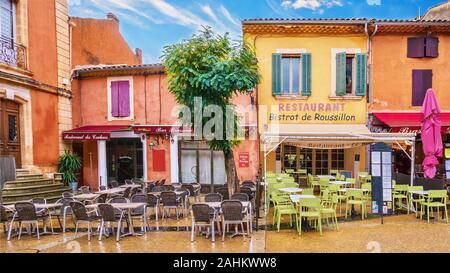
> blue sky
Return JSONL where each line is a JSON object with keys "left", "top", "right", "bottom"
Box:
{"left": 68, "top": 0, "right": 444, "bottom": 64}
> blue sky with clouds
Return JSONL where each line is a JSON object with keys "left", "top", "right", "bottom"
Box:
{"left": 68, "top": 0, "right": 445, "bottom": 64}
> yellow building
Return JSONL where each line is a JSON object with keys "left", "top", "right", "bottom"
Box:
{"left": 243, "top": 19, "right": 372, "bottom": 178}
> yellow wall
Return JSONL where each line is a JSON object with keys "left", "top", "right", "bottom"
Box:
{"left": 248, "top": 34, "right": 368, "bottom": 129}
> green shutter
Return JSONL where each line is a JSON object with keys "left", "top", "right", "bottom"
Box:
{"left": 272, "top": 53, "right": 282, "bottom": 96}
{"left": 335, "top": 52, "right": 346, "bottom": 96}
{"left": 355, "top": 53, "right": 367, "bottom": 96}
{"left": 301, "top": 53, "right": 312, "bottom": 96}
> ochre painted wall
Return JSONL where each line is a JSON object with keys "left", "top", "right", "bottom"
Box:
{"left": 71, "top": 17, "right": 141, "bottom": 68}
{"left": 370, "top": 34, "right": 450, "bottom": 111}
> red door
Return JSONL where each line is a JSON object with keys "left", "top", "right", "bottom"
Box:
{"left": 0, "top": 99, "right": 21, "bottom": 168}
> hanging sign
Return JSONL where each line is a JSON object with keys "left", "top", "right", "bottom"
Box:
{"left": 239, "top": 153, "right": 250, "bottom": 168}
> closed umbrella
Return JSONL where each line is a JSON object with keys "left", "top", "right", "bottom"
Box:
{"left": 421, "top": 89, "right": 443, "bottom": 179}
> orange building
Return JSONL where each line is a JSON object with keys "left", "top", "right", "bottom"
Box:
{"left": 369, "top": 19, "right": 450, "bottom": 176}
{"left": 0, "top": 0, "right": 71, "bottom": 173}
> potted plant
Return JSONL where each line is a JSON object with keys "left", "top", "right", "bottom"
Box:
{"left": 58, "top": 151, "right": 82, "bottom": 193}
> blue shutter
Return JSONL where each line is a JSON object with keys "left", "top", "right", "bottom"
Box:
{"left": 272, "top": 53, "right": 282, "bottom": 96}
{"left": 301, "top": 53, "right": 312, "bottom": 96}
{"left": 355, "top": 53, "right": 367, "bottom": 96}
{"left": 335, "top": 52, "right": 346, "bottom": 96}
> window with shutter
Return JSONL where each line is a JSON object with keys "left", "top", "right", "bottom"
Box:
{"left": 407, "top": 37, "right": 425, "bottom": 58}
{"left": 272, "top": 53, "right": 282, "bottom": 96}
{"left": 355, "top": 53, "right": 367, "bottom": 96}
{"left": 110, "top": 80, "right": 131, "bottom": 118}
{"left": 412, "top": 69, "right": 432, "bottom": 106}
{"left": 301, "top": 53, "right": 312, "bottom": 96}
{"left": 335, "top": 52, "right": 346, "bottom": 96}
{"left": 425, "top": 37, "right": 439, "bottom": 58}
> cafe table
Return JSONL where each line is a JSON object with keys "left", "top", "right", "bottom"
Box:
{"left": 73, "top": 193, "right": 100, "bottom": 202}
{"left": 96, "top": 188, "right": 126, "bottom": 195}
{"left": 85, "top": 202, "right": 147, "bottom": 240}
{"left": 316, "top": 175, "right": 336, "bottom": 180}
{"left": 6, "top": 203, "right": 62, "bottom": 240}
{"left": 278, "top": 188, "right": 303, "bottom": 194}
{"left": 202, "top": 201, "right": 253, "bottom": 235}
{"left": 119, "top": 184, "right": 142, "bottom": 189}
{"left": 329, "top": 181, "right": 353, "bottom": 187}
{"left": 289, "top": 195, "right": 316, "bottom": 203}
{"left": 408, "top": 190, "right": 429, "bottom": 215}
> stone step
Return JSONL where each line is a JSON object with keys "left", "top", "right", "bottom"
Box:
{"left": 15, "top": 169, "right": 31, "bottom": 175}
{"left": 1, "top": 187, "right": 72, "bottom": 204}
{"left": 15, "top": 173, "right": 46, "bottom": 180}
{"left": 3, "top": 179, "right": 55, "bottom": 188}
{"left": 2, "top": 183, "right": 68, "bottom": 195}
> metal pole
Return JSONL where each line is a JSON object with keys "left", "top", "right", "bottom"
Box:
{"left": 264, "top": 141, "right": 267, "bottom": 216}
{"left": 411, "top": 140, "right": 416, "bottom": 187}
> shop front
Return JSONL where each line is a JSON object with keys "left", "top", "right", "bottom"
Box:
{"left": 370, "top": 112, "right": 450, "bottom": 178}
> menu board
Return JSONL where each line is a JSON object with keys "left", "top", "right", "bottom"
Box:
{"left": 371, "top": 143, "right": 393, "bottom": 216}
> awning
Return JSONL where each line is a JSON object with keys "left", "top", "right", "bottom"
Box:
{"left": 262, "top": 124, "right": 416, "bottom": 150}
{"left": 132, "top": 125, "right": 192, "bottom": 134}
{"left": 372, "top": 112, "right": 450, "bottom": 134}
{"left": 63, "top": 125, "right": 130, "bottom": 141}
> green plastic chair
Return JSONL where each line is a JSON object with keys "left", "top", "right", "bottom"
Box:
{"left": 319, "top": 178, "right": 330, "bottom": 197}
{"left": 393, "top": 184, "right": 408, "bottom": 213}
{"left": 266, "top": 172, "right": 276, "bottom": 178}
{"left": 281, "top": 182, "right": 299, "bottom": 188}
{"left": 345, "top": 189, "right": 367, "bottom": 220}
{"left": 297, "top": 198, "right": 322, "bottom": 235}
{"left": 407, "top": 186, "right": 425, "bottom": 217}
{"left": 346, "top": 178, "right": 356, "bottom": 188}
{"left": 280, "top": 173, "right": 291, "bottom": 178}
{"left": 302, "top": 188, "right": 314, "bottom": 196}
{"left": 361, "top": 183, "right": 372, "bottom": 203}
{"left": 308, "top": 173, "right": 320, "bottom": 190}
{"left": 272, "top": 193, "right": 298, "bottom": 231}
{"left": 321, "top": 194, "right": 339, "bottom": 231}
{"left": 297, "top": 169, "right": 308, "bottom": 185}
{"left": 281, "top": 177, "right": 296, "bottom": 183}
{"left": 420, "top": 190, "right": 448, "bottom": 223}
{"left": 285, "top": 169, "right": 295, "bottom": 174}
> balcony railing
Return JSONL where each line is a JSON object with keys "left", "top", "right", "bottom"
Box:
{"left": 0, "top": 37, "right": 27, "bottom": 70}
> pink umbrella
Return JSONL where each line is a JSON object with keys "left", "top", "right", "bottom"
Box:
{"left": 421, "top": 89, "right": 443, "bottom": 179}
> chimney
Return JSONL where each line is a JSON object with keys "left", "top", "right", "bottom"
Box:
{"left": 107, "top": 13, "right": 120, "bottom": 23}
{"left": 135, "top": 48, "right": 143, "bottom": 64}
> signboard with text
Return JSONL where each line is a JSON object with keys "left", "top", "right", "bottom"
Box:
{"left": 370, "top": 142, "right": 393, "bottom": 219}
{"left": 239, "top": 153, "right": 250, "bottom": 168}
{"left": 63, "top": 133, "right": 110, "bottom": 141}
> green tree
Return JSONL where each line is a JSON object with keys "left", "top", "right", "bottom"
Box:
{"left": 162, "top": 27, "right": 260, "bottom": 194}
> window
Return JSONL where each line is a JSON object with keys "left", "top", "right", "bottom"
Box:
{"left": 412, "top": 69, "right": 432, "bottom": 106}
{"left": 283, "top": 145, "right": 297, "bottom": 169}
{"left": 299, "top": 149, "right": 313, "bottom": 174}
{"left": 108, "top": 77, "right": 134, "bottom": 120}
{"left": 272, "top": 52, "right": 311, "bottom": 97}
{"left": 315, "top": 149, "right": 329, "bottom": 175}
{"left": 282, "top": 55, "right": 301, "bottom": 95}
{"left": 345, "top": 56, "right": 354, "bottom": 95}
{"left": 334, "top": 50, "right": 367, "bottom": 97}
{"left": 331, "top": 149, "right": 345, "bottom": 170}
{"left": 407, "top": 37, "right": 439, "bottom": 58}
{"left": 0, "top": 0, "right": 14, "bottom": 41}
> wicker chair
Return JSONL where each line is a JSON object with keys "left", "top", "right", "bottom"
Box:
{"left": 147, "top": 193, "right": 159, "bottom": 222}
{"left": 110, "top": 180, "right": 119, "bottom": 188}
{"left": 177, "top": 188, "right": 191, "bottom": 217}
{"left": 62, "top": 192, "right": 74, "bottom": 198}
{"left": 182, "top": 184, "right": 200, "bottom": 201}
{"left": 221, "top": 200, "right": 247, "bottom": 241}
{"left": 31, "top": 198, "right": 47, "bottom": 217}
{"left": 130, "top": 194, "right": 149, "bottom": 232}
{"left": 241, "top": 181, "right": 256, "bottom": 187}
{"left": 99, "top": 185, "right": 108, "bottom": 191}
{"left": 79, "top": 186, "right": 91, "bottom": 194}
{"left": 15, "top": 202, "right": 52, "bottom": 240}
{"left": 161, "top": 191, "right": 183, "bottom": 220}
{"left": 122, "top": 187, "right": 132, "bottom": 199}
{"left": 163, "top": 185, "right": 175, "bottom": 191}
{"left": 191, "top": 204, "right": 219, "bottom": 242}
{"left": 129, "top": 187, "right": 140, "bottom": 198}
{"left": 146, "top": 183, "right": 155, "bottom": 193}
{"left": 0, "top": 205, "right": 12, "bottom": 234}
{"left": 205, "top": 193, "right": 223, "bottom": 203}
{"left": 152, "top": 186, "right": 166, "bottom": 192}
{"left": 240, "top": 187, "right": 254, "bottom": 201}
{"left": 231, "top": 193, "right": 249, "bottom": 202}
{"left": 131, "top": 178, "right": 142, "bottom": 184}
{"left": 98, "top": 204, "right": 127, "bottom": 242}
{"left": 94, "top": 194, "right": 108, "bottom": 204}
{"left": 124, "top": 179, "right": 133, "bottom": 185}
{"left": 215, "top": 187, "right": 229, "bottom": 200}
{"left": 70, "top": 201, "right": 101, "bottom": 241}
{"left": 55, "top": 197, "right": 74, "bottom": 233}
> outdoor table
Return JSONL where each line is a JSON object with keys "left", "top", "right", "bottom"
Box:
{"left": 86, "top": 202, "right": 147, "bottom": 240}
{"left": 96, "top": 188, "right": 126, "bottom": 195}
{"left": 6, "top": 203, "right": 62, "bottom": 240}
{"left": 316, "top": 175, "right": 336, "bottom": 180}
{"left": 73, "top": 193, "right": 100, "bottom": 201}
{"left": 338, "top": 188, "right": 369, "bottom": 193}
{"left": 119, "top": 184, "right": 141, "bottom": 189}
{"left": 289, "top": 194, "right": 316, "bottom": 203}
{"left": 408, "top": 190, "right": 429, "bottom": 217}
{"left": 202, "top": 201, "right": 252, "bottom": 236}
{"left": 150, "top": 190, "right": 185, "bottom": 198}
{"left": 278, "top": 188, "right": 303, "bottom": 194}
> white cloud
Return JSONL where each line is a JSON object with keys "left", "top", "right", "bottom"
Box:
{"left": 220, "top": 5, "right": 240, "bottom": 27}
{"left": 282, "top": 0, "right": 344, "bottom": 11}
{"left": 367, "top": 0, "right": 381, "bottom": 5}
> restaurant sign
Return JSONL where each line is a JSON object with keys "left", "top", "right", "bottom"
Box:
{"left": 284, "top": 142, "right": 364, "bottom": 150}
{"left": 63, "top": 133, "right": 110, "bottom": 141}
{"left": 239, "top": 152, "right": 250, "bottom": 168}
{"left": 371, "top": 126, "right": 450, "bottom": 135}
{"left": 133, "top": 125, "right": 193, "bottom": 135}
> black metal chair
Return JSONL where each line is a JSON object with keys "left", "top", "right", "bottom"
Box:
{"left": 55, "top": 197, "right": 74, "bottom": 233}
{"left": 0, "top": 205, "right": 13, "bottom": 234}
{"left": 31, "top": 198, "right": 48, "bottom": 217}
{"left": 94, "top": 194, "right": 108, "bottom": 204}
{"left": 98, "top": 204, "right": 127, "bottom": 242}
{"left": 182, "top": 184, "right": 200, "bottom": 201}
{"left": 99, "top": 185, "right": 108, "bottom": 191}
{"left": 14, "top": 202, "right": 51, "bottom": 240}
{"left": 221, "top": 200, "right": 247, "bottom": 241}
{"left": 241, "top": 180, "right": 256, "bottom": 187}
{"left": 124, "top": 179, "right": 133, "bottom": 185}
{"left": 205, "top": 193, "right": 223, "bottom": 202}
{"left": 122, "top": 187, "right": 132, "bottom": 199}
{"left": 240, "top": 187, "right": 254, "bottom": 201}
{"left": 163, "top": 185, "right": 175, "bottom": 191}
{"left": 130, "top": 187, "right": 140, "bottom": 198}
{"left": 79, "top": 186, "right": 91, "bottom": 194}
{"left": 146, "top": 183, "right": 155, "bottom": 193}
{"left": 161, "top": 191, "right": 183, "bottom": 220}
{"left": 191, "top": 204, "right": 219, "bottom": 242}
{"left": 62, "top": 192, "right": 74, "bottom": 198}
{"left": 231, "top": 193, "right": 249, "bottom": 202}
{"left": 147, "top": 193, "right": 159, "bottom": 222}
{"left": 152, "top": 185, "right": 166, "bottom": 192}
{"left": 70, "top": 201, "right": 101, "bottom": 241}
{"left": 110, "top": 180, "right": 119, "bottom": 188}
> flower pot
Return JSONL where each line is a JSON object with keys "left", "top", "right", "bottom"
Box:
{"left": 70, "top": 182, "right": 78, "bottom": 193}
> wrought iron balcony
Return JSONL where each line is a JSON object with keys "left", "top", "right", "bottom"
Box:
{"left": 0, "top": 37, "right": 27, "bottom": 70}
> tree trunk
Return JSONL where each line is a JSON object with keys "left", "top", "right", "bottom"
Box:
{"left": 224, "top": 150, "right": 239, "bottom": 196}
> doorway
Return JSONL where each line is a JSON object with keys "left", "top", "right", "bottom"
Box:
{"left": 106, "top": 138, "right": 143, "bottom": 185}
{"left": 0, "top": 99, "right": 21, "bottom": 167}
